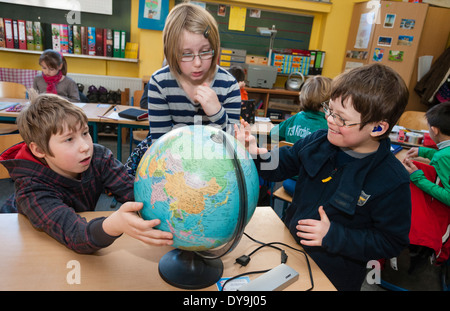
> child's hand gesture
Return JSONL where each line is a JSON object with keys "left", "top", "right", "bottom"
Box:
{"left": 195, "top": 83, "right": 221, "bottom": 117}
{"left": 234, "top": 119, "right": 268, "bottom": 156}
{"left": 402, "top": 157, "right": 419, "bottom": 174}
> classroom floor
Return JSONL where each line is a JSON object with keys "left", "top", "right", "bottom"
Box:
{"left": 0, "top": 133, "right": 446, "bottom": 291}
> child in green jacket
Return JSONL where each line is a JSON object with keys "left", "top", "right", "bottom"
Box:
{"left": 270, "top": 75, "right": 332, "bottom": 144}
{"left": 402, "top": 101, "right": 450, "bottom": 206}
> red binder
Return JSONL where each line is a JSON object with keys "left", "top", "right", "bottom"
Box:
{"left": 17, "top": 20, "right": 27, "bottom": 50}
{"left": 4, "top": 18, "right": 13, "bottom": 48}
{"left": 95, "top": 27, "right": 104, "bottom": 56}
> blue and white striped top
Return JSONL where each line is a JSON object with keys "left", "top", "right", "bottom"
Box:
{"left": 147, "top": 65, "right": 241, "bottom": 141}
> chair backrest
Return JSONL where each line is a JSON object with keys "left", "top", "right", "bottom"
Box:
{"left": 398, "top": 111, "right": 428, "bottom": 131}
{"left": 132, "top": 90, "right": 144, "bottom": 106}
{"left": 0, "top": 133, "right": 23, "bottom": 179}
{"left": 0, "top": 81, "right": 27, "bottom": 99}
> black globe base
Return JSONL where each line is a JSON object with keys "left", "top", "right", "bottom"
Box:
{"left": 158, "top": 249, "right": 224, "bottom": 289}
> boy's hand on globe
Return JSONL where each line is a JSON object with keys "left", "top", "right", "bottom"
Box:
{"left": 234, "top": 119, "right": 268, "bottom": 156}
{"left": 103, "top": 202, "right": 173, "bottom": 246}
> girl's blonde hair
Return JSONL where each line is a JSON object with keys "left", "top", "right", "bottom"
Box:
{"left": 17, "top": 91, "right": 88, "bottom": 156}
{"left": 163, "top": 2, "right": 220, "bottom": 79}
{"left": 299, "top": 75, "right": 332, "bottom": 112}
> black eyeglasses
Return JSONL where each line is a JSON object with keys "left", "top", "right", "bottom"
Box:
{"left": 321, "top": 101, "right": 361, "bottom": 128}
{"left": 180, "top": 50, "right": 214, "bottom": 62}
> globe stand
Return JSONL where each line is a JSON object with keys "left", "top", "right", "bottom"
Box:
{"left": 158, "top": 249, "right": 223, "bottom": 289}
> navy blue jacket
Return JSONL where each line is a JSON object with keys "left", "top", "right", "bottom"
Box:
{"left": 257, "top": 130, "right": 411, "bottom": 290}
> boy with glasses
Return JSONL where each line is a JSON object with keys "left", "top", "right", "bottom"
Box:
{"left": 235, "top": 63, "right": 411, "bottom": 290}
{"left": 125, "top": 3, "right": 241, "bottom": 176}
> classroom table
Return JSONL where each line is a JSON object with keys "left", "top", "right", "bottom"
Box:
{"left": 0, "top": 98, "right": 114, "bottom": 144}
{"left": 0, "top": 206, "right": 336, "bottom": 291}
{"left": 99, "top": 104, "right": 149, "bottom": 161}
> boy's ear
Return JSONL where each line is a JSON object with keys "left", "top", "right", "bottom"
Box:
{"left": 28, "top": 142, "right": 46, "bottom": 159}
{"left": 430, "top": 126, "right": 440, "bottom": 137}
{"left": 370, "top": 121, "right": 389, "bottom": 138}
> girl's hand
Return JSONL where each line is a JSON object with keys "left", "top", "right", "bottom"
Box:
{"left": 194, "top": 83, "right": 221, "bottom": 116}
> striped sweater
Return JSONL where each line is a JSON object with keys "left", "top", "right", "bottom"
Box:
{"left": 147, "top": 65, "right": 241, "bottom": 141}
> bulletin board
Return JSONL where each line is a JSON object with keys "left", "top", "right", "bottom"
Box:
{"left": 175, "top": 1, "right": 314, "bottom": 57}
{"left": 342, "top": 0, "right": 429, "bottom": 87}
{"left": 367, "top": 1, "right": 428, "bottom": 85}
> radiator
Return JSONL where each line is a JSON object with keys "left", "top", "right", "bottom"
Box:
{"left": 67, "top": 73, "right": 143, "bottom": 100}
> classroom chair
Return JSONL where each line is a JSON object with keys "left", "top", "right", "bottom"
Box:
{"left": 129, "top": 89, "right": 149, "bottom": 154}
{"left": 398, "top": 111, "right": 428, "bottom": 131}
{"left": 0, "top": 81, "right": 27, "bottom": 134}
{"left": 0, "top": 81, "right": 27, "bottom": 99}
{"left": 0, "top": 133, "right": 23, "bottom": 179}
{"left": 271, "top": 141, "right": 294, "bottom": 219}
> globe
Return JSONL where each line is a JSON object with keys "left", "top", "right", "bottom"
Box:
{"left": 134, "top": 125, "right": 260, "bottom": 289}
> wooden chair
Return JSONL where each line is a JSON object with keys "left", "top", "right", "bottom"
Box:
{"left": 0, "top": 81, "right": 26, "bottom": 134}
{"left": 271, "top": 141, "right": 294, "bottom": 219}
{"left": 0, "top": 81, "right": 27, "bottom": 99}
{"left": 398, "top": 111, "right": 428, "bottom": 131}
{"left": 0, "top": 133, "right": 23, "bottom": 179}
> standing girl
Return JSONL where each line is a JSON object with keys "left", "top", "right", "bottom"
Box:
{"left": 125, "top": 2, "right": 241, "bottom": 175}
{"left": 33, "top": 49, "right": 80, "bottom": 102}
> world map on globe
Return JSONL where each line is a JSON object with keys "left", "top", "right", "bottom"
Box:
{"left": 134, "top": 125, "right": 260, "bottom": 251}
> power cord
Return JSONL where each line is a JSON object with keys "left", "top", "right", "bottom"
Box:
{"left": 221, "top": 232, "right": 314, "bottom": 291}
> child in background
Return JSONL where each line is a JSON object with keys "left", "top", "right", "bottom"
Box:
{"left": 235, "top": 63, "right": 411, "bottom": 291}
{"left": 229, "top": 66, "right": 248, "bottom": 100}
{"left": 270, "top": 75, "right": 331, "bottom": 143}
{"left": 125, "top": 3, "right": 241, "bottom": 176}
{"left": 33, "top": 49, "right": 80, "bottom": 102}
{"left": 0, "top": 93, "right": 173, "bottom": 253}
{"left": 402, "top": 101, "right": 450, "bottom": 267}
{"left": 270, "top": 75, "right": 331, "bottom": 196}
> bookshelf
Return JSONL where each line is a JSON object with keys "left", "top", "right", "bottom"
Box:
{"left": 245, "top": 87, "right": 300, "bottom": 123}
{"left": 0, "top": 47, "right": 138, "bottom": 63}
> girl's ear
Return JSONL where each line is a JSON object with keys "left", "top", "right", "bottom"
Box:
{"left": 370, "top": 121, "right": 389, "bottom": 138}
{"left": 28, "top": 142, "right": 46, "bottom": 159}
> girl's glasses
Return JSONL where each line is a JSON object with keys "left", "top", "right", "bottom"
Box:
{"left": 321, "top": 101, "right": 361, "bottom": 128}
{"left": 180, "top": 50, "right": 214, "bottom": 62}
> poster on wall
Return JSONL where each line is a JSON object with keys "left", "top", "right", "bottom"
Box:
{"left": 354, "top": 12, "right": 375, "bottom": 49}
{"left": 138, "top": 0, "right": 169, "bottom": 31}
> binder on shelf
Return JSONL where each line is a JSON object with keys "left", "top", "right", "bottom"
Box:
{"left": 12, "top": 20, "right": 19, "bottom": 49}
{"left": 104, "top": 28, "right": 113, "bottom": 57}
{"left": 0, "top": 18, "right": 5, "bottom": 48}
{"left": 81, "top": 26, "right": 88, "bottom": 55}
{"left": 33, "top": 21, "right": 43, "bottom": 51}
{"left": 51, "top": 23, "right": 61, "bottom": 51}
{"left": 125, "top": 42, "right": 138, "bottom": 59}
{"left": 4, "top": 18, "right": 14, "bottom": 49}
{"left": 87, "top": 26, "right": 96, "bottom": 56}
{"left": 95, "top": 27, "right": 104, "bottom": 56}
{"left": 17, "top": 20, "right": 27, "bottom": 50}
{"left": 60, "top": 24, "right": 69, "bottom": 53}
{"left": 26, "top": 21, "right": 34, "bottom": 50}
{"left": 120, "top": 30, "right": 126, "bottom": 58}
{"left": 113, "top": 30, "right": 121, "bottom": 57}
{"left": 118, "top": 108, "right": 148, "bottom": 121}
{"left": 72, "top": 25, "right": 81, "bottom": 54}
{"left": 68, "top": 25, "right": 73, "bottom": 54}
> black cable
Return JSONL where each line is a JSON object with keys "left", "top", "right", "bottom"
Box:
{"left": 221, "top": 233, "right": 315, "bottom": 291}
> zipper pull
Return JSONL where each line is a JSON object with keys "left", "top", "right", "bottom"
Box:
{"left": 322, "top": 168, "right": 337, "bottom": 183}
